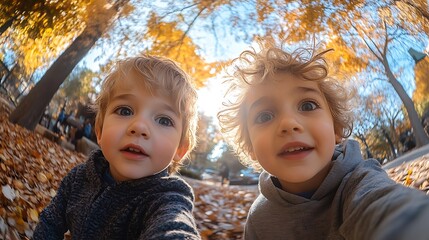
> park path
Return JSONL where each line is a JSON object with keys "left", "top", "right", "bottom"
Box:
{"left": 383, "top": 144, "right": 429, "bottom": 170}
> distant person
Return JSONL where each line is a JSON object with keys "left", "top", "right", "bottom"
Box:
{"left": 219, "top": 161, "right": 230, "bottom": 186}
{"left": 83, "top": 119, "right": 92, "bottom": 139}
{"left": 218, "top": 39, "right": 429, "bottom": 239}
{"left": 33, "top": 55, "right": 200, "bottom": 239}
{"left": 63, "top": 110, "right": 76, "bottom": 137}
{"left": 400, "top": 130, "right": 416, "bottom": 153}
{"left": 53, "top": 106, "right": 66, "bottom": 134}
{"left": 58, "top": 107, "right": 66, "bottom": 123}
{"left": 72, "top": 119, "right": 93, "bottom": 149}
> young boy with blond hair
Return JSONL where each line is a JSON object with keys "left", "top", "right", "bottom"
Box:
{"left": 34, "top": 55, "right": 201, "bottom": 239}
{"left": 218, "top": 41, "right": 429, "bottom": 240}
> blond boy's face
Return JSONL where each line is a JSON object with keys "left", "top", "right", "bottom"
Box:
{"left": 245, "top": 72, "right": 337, "bottom": 193}
{"left": 96, "top": 77, "right": 186, "bottom": 181}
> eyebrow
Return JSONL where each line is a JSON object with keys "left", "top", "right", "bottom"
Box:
{"left": 248, "top": 96, "right": 271, "bottom": 113}
{"left": 296, "top": 86, "right": 323, "bottom": 95}
{"left": 111, "top": 93, "right": 135, "bottom": 102}
{"left": 248, "top": 86, "right": 323, "bottom": 112}
{"left": 157, "top": 102, "right": 179, "bottom": 117}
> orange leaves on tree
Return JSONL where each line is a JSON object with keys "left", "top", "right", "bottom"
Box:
{"left": 256, "top": 0, "right": 274, "bottom": 22}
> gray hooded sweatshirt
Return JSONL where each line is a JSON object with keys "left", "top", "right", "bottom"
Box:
{"left": 245, "top": 140, "right": 429, "bottom": 240}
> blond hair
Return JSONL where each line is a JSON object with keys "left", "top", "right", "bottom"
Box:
{"left": 94, "top": 55, "right": 198, "bottom": 172}
{"left": 218, "top": 41, "right": 353, "bottom": 170}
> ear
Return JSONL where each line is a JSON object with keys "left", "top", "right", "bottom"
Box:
{"left": 174, "top": 144, "right": 189, "bottom": 161}
{"left": 95, "top": 127, "right": 102, "bottom": 147}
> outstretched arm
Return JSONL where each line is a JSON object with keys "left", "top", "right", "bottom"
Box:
{"left": 138, "top": 189, "right": 200, "bottom": 239}
{"left": 340, "top": 160, "right": 429, "bottom": 240}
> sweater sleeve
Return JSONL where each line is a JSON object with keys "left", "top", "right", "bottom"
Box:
{"left": 339, "top": 159, "right": 429, "bottom": 240}
{"left": 138, "top": 182, "right": 200, "bottom": 240}
{"left": 33, "top": 167, "right": 78, "bottom": 240}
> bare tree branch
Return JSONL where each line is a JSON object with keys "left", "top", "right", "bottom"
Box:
{"left": 174, "top": 6, "right": 207, "bottom": 58}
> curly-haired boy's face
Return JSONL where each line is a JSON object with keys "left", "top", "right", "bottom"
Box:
{"left": 96, "top": 77, "right": 186, "bottom": 181}
{"left": 245, "top": 72, "right": 337, "bottom": 193}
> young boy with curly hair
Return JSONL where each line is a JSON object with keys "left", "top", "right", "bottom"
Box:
{"left": 34, "top": 55, "right": 201, "bottom": 239}
{"left": 218, "top": 41, "right": 429, "bottom": 240}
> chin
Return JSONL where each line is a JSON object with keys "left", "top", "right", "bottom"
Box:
{"left": 118, "top": 170, "right": 148, "bottom": 180}
{"left": 283, "top": 172, "right": 317, "bottom": 183}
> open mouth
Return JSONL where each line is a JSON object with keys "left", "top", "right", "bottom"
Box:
{"left": 121, "top": 146, "right": 149, "bottom": 157}
{"left": 278, "top": 146, "right": 313, "bottom": 156}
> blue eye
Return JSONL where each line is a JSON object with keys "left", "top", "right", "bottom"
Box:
{"left": 255, "top": 111, "right": 274, "bottom": 124}
{"left": 299, "top": 101, "right": 319, "bottom": 111}
{"left": 157, "top": 116, "right": 174, "bottom": 127}
{"left": 114, "top": 106, "right": 133, "bottom": 116}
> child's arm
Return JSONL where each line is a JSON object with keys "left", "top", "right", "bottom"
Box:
{"left": 138, "top": 181, "right": 200, "bottom": 240}
{"left": 340, "top": 159, "right": 429, "bottom": 240}
{"left": 244, "top": 216, "right": 260, "bottom": 240}
{"left": 32, "top": 167, "right": 77, "bottom": 240}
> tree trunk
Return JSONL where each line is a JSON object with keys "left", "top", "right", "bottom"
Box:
{"left": 9, "top": 1, "right": 128, "bottom": 130}
{"left": 383, "top": 59, "right": 429, "bottom": 147}
{"left": 0, "top": 17, "right": 14, "bottom": 36}
{"left": 0, "top": 60, "right": 11, "bottom": 85}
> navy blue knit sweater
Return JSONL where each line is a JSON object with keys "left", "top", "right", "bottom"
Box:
{"left": 33, "top": 150, "right": 200, "bottom": 240}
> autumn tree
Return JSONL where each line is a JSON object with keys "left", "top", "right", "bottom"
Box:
{"left": 0, "top": 0, "right": 83, "bottom": 36}
{"left": 350, "top": 20, "right": 428, "bottom": 146}
{"left": 9, "top": 0, "right": 131, "bottom": 130}
{"left": 353, "top": 89, "right": 378, "bottom": 159}
{"left": 391, "top": 0, "right": 429, "bottom": 33}
{"left": 94, "top": 0, "right": 257, "bottom": 87}
{"left": 8, "top": 0, "right": 234, "bottom": 131}
{"left": 187, "top": 114, "right": 222, "bottom": 170}
{"left": 216, "top": 145, "right": 245, "bottom": 176}
{"left": 50, "top": 67, "right": 98, "bottom": 118}
{"left": 0, "top": 0, "right": 90, "bottom": 75}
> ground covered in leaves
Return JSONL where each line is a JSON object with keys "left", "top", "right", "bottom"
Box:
{"left": 0, "top": 101, "right": 428, "bottom": 240}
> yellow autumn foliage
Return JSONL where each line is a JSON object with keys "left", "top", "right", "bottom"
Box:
{"left": 394, "top": 0, "right": 429, "bottom": 35}
{"left": 1, "top": 0, "right": 92, "bottom": 75}
{"left": 145, "top": 13, "right": 221, "bottom": 87}
{"left": 413, "top": 57, "right": 429, "bottom": 114}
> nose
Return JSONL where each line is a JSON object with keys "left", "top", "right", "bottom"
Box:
{"left": 127, "top": 118, "right": 150, "bottom": 138}
{"left": 278, "top": 113, "right": 303, "bottom": 135}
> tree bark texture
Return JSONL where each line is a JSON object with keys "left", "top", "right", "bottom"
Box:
{"left": 383, "top": 60, "right": 429, "bottom": 147}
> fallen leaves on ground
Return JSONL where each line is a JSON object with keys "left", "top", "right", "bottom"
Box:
{"left": 183, "top": 179, "right": 258, "bottom": 240}
{"left": 0, "top": 112, "right": 87, "bottom": 239}
{"left": 386, "top": 155, "right": 429, "bottom": 194}
{"left": 0, "top": 101, "right": 428, "bottom": 240}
